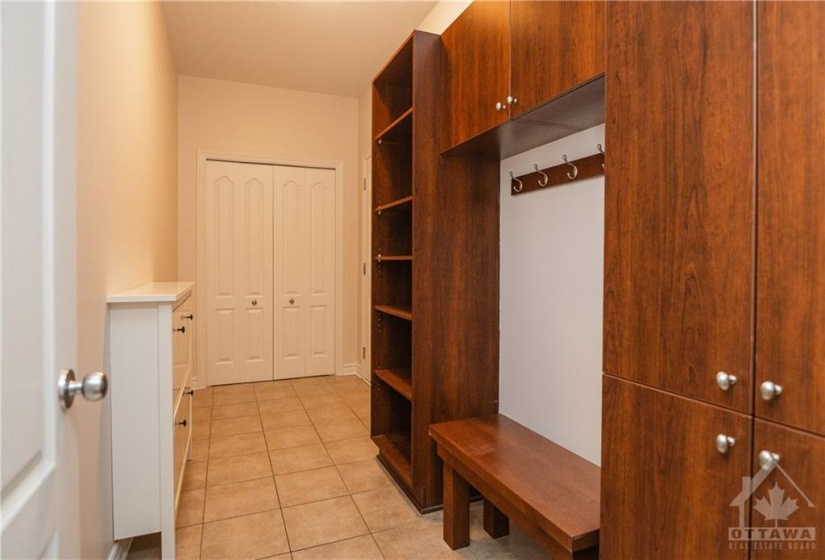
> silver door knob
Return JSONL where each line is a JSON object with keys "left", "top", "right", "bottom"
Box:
{"left": 58, "top": 369, "right": 108, "bottom": 410}
{"left": 506, "top": 95, "right": 518, "bottom": 105}
{"left": 760, "top": 381, "right": 783, "bottom": 401}
{"left": 716, "top": 371, "right": 737, "bottom": 391}
{"left": 715, "top": 434, "right": 736, "bottom": 454}
{"left": 251, "top": 299, "right": 257, "bottom": 306}
{"left": 495, "top": 102, "right": 505, "bottom": 112}
{"left": 289, "top": 298, "right": 295, "bottom": 304}
{"left": 758, "top": 450, "right": 781, "bottom": 470}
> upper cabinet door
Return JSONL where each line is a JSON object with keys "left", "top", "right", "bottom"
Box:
{"left": 756, "top": 1, "right": 825, "bottom": 436}
{"left": 440, "top": 0, "right": 510, "bottom": 151}
{"left": 509, "top": 0, "right": 605, "bottom": 118}
{"left": 603, "top": 1, "right": 755, "bottom": 412}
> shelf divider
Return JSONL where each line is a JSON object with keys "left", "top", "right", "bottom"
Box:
{"left": 375, "top": 195, "right": 413, "bottom": 214}
{"left": 374, "top": 432, "right": 412, "bottom": 486}
{"left": 375, "top": 304, "right": 412, "bottom": 321}
{"left": 375, "top": 107, "right": 413, "bottom": 145}
{"left": 375, "top": 368, "right": 412, "bottom": 400}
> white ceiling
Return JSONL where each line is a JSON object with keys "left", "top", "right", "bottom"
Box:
{"left": 161, "top": 1, "right": 438, "bottom": 98}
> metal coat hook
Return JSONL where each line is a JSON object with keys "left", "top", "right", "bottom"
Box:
{"left": 534, "top": 164, "right": 549, "bottom": 187}
{"left": 510, "top": 171, "right": 523, "bottom": 193}
{"left": 597, "top": 143, "right": 605, "bottom": 170}
{"left": 562, "top": 155, "right": 578, "bottom": 180}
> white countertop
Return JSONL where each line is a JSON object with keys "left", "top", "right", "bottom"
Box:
{"left": 107, "top": 282, "right": 194, "bottom": 303}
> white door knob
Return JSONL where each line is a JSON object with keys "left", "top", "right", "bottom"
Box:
{"left": 760, "top": 381, "right": 783, "bottom": 401}
{"left": 58, "top": 369, "right": 108, "bottom": 410}
{"left": 715, "top": 434, "right": 736, "bottom": 454}
{"left": 716, "top": 371, "right": 738, "bottom": 391}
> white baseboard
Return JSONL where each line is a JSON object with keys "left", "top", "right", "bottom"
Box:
{"left": 108, "top": 538, "right": 132, "bottom": 560}
{"left": 340, "top": 363, "right": 362, "bottom": 377}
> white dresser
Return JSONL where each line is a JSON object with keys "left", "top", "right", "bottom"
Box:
{"left": 108, "top": 282, "right": 194, "bottom": 558}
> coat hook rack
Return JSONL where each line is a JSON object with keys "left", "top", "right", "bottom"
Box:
{"left": 510, "top": 145, "right": 606, "bottom": 196}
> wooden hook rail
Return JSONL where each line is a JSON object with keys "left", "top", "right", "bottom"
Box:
{"left": 510, "top": 149, "right": 605, "bottom": 196}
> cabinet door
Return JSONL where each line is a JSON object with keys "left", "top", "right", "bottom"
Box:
{"left": 750, "top": 420, "right": 824, "bottom": 559}
{"left": 440, "top": 0, "right": 509, "bottom": 151}
{"left": 601, "top": 375, "right": 752, "bottom": 560}
{"left": 756, "top": 1, "right": 825, "bottom": 435}
{"left": 603, "top": 1, "right": 755, "bottom": 412}
{"left": 509, "top": 0, "right": 604, "bottom": 118}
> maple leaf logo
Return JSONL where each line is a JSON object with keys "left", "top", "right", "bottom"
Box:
{"left": 754, "top": 484, "right": 800, "bottom": 526}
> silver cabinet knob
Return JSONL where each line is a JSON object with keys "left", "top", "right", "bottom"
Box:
{"left": 58, "top": 369, "right": 108, "bottom": 410}
{"left": 506, "top": 95, "right": 518, "bottom": 105}
{"left": 289, "top": 298, "right": 295, "bottom": 305}
{"left": 758, "top": 450, "right": 781, "bottom": 470}
{"left": 495, "top": 102, "right": 506, "bottom": 112}
{"left": 251, "top": 299, "right": 257, "bottom": 306}
{"left": 760, "top": 381, "right": 783, "bottom": 401}
{"left": 715, "top": 434, "right": 736, "bottom": 454}
{"left": 716, "top": 371, "right": 738, "bottom": 391}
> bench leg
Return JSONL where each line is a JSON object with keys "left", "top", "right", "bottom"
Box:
{"left": 483, "top": 500, "right": 509, "bottom": 539}
{"left": 443, "top": 462, "right": 470, "bottom": 549}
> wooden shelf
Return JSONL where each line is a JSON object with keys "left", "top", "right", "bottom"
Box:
{"left": 375, "top": 304, "right": 412, "bottom": 321}
{"left": 375, "top": 195, "right": 413, "bottom": 214}
{"left": 376, "top": 255, "right": 412, "bottom": 262}
{"left": 375, "top": 108, "right": 413, "bottom": 145}
{"left": 375, "top": 368, "right": 412, "bottom": 400}
{"left": 374, "top": 432, "right": 412, "bottom": 487}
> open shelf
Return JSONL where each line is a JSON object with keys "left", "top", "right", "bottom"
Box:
{"left": 375, "top": 304, "right": 412, "bottom": 321}
{"left": 375, "top": 107, "right": 413, "bottom": 146}
{"left": 376, "top": 255, "right": 412, "bottom": 262}
{"left": 374, "top": 432, "right": 413, "bottom": 486}
{"left": 375, "top": 368, "right": 412, "bottom": 401}
{"left": 375, "top": 195, "right": 413, "bottom": 214}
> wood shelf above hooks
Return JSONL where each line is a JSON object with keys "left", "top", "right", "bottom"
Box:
{"left": 510, "top": 150, "right": 605, "bottom": 196}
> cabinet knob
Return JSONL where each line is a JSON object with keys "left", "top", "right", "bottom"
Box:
{"left": 758, "top": 450, "right": 781, "bottom": 470}
{"left": 506, "top": 95, "right": 518, "bottom": 105}
{"left": 716, "top": 371, "right": 737, "bottom": 391}
{"left": 174, "top": 326, "right": 186, "bottom": 334}
{"left": 176, "top": 419, "right": 187, "bottom": 428}
{"left": 182, "top": 313, "right": 194, "bottom": 320}
{"left": 495, "top": 102, "right": 506, "bottom": 112}
{"left": 186, "top": 389, "right": 194, "bottom": 396}
{"left": 759, "top": 381, "right": 783, "bottom": 401}
{"left": 715, "top": 434, "right": 736, "bottom": 454}
{"left": 251, "top": 299, "right": 258, "bottom": 306}
{"left": 289, "top": 298, "right": 295, "bottom": 305}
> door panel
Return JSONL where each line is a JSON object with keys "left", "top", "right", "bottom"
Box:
{"left": 601, "top": 375, "right": 751, "bottom": 560}
{"left": 756, "top": 0, "right": 825, "bottom": 435}
{"left": 206, "top": 161, "right": 274, "bottom": 385}
{"left": 603, "top": 0, "right": 755, "bottom": 412}
{"left": 510, "top": 0, "right": 605, "bottom": 117}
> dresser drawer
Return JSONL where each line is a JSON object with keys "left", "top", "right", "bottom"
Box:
{"left": 173, "top": 379, "right": 192, "bottom": 503}
{"left": 172, "top": 295, "right": 193, "bottom": 405}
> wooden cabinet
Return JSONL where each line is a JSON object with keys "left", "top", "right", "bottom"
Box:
{"left": 109, "top": 282, "right": 195, "bottom": 558}
{"left": 441, "top": 0, "right": 605, "bottom": 158}
{"left": 371, "top": 31, "right": 499, "bottom": 512}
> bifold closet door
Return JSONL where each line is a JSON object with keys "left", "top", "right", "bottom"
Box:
{"left": 205, "top": 160, "right": 274, "bottom": 385}
{"left": 273, "top": 166, "right": 336, "bottom": 379}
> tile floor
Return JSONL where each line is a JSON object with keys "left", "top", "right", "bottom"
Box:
{"left": 126, "top": 375, "right": 545, "bottom": 560}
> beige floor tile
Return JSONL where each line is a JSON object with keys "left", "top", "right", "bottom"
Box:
{"left": 191, "top": 438, "right": 209, "bottom": 460}
{"left": 193, "top": 420, "right": 211, "bottom": 441}
{"left": 299, "top": 393, "right": 347, "bottom": 410}
{"left": 193, "top": 407, "right": 212, "bottom": 424}
{"left": 213, "top": 391, "right": 256, "bottom": 406}
{"left": 209, "top": 432, "right": 267, "bottom": 459}
{"left": 334, "top": 387, "right": 370, "bottom": 402}
{"left": 204, "top": 477, "right": 280, "bottom": 523}
{"left": 275, "top": 466, "right": 348, "bottom": 507}
{"left": 269, "top": 444, "right": 333, "bottom": 475}
{"left": 260, "top": 554, "right": 292, "bottom": 560}
{"left": 305, "top": 405, "right": 358, "bottom": 425}
{"left": 176, "top": 525, "right": 202, "bottom": 560}
{"left": 340, "top": 393, "right": 370, "bottom": 408}
{"left": 207, "top": 452, "right": 272, "bottom": 486}
{"left": 253, "top": 379, "right": 293, "bottom": 389}
{"left": 211, "top": 402, "right": 259, "bottom": 420}
{"left": 336, "top": 459, "right": 394, "bottom": 494}
{"left": 126, "top": 533, "right": 161, "bottom": 559}
{"left": 255, "top": 385, "right": 299, "bottom": 401}
{"left": 258, "top": 397, "right": 304, "bottom": 414}
{"left": 324, "top": 436, "right": 378, "bottom": 465}
{"left": 314, "top": 418, "right": 369, "bottom": 442}
{"left": 265, "top": 426, "right": 321, "bottom": 450}
{"left": 213, "top": 383, "right": 255, "bottom": 395}
{"left": 176, "top": 488, "right": 205, "bottom": 527}
{"left": 192, "top": 390, "right": 213, "bottom": 409}
{"left": 291, "top": 535, "right": 384, "bottom": 560}
{"left": 373, "top": 516, "right": 472, "bottom": 560}
{"left": 352, "top": 487, "right": 420, "bottom": 533}
{"left": 290, "top": 376, "right": 333, "bottom": 387}
{"left": 282, "top": 496, "right": 369, "bottom": 551}
{"left": 292, "top": 384, "right": 334, "bottom": 397}
{"left": 210, "top": 416, "right": 262, "bottom": 438}
{"left": 260, "top": 409, "right": 312, "bottom": 431}
{"left": 201, "top": 510, "right": 289, "bottom": 560}
{"left": 182, "top": 459, "right": 207, "bottom": 490}
{"left": 326, "top": 375, "right": 368, "bottom": 389}
{"left": 467, "top": 525, "right": 547, "bottom": 560}
{"left": 350, "top": 403, "right": 370, "bottom": 419}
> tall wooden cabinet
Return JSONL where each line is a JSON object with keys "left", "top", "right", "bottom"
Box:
{"left": 602, "top": 2, "right": 825, "bottom": 558}
{"left": 370, "top": 31, "right": 499, "bottom": 512}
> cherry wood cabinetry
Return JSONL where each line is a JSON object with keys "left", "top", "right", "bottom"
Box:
{"left": 441, "top": 0, "right": 605, "bottom": 158}
{"left": 371, "top": 31, "right": 499, "bottom": 512}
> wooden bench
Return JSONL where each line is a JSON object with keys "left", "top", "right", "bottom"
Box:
{"left": 429, "top": 414, "right": 600, "bottom": 560}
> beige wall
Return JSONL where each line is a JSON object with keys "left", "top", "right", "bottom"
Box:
{"left": 176, "top": 76, "right": 360, "bottom": 382}
{"left": 76, "top": 2, "right": 178, "bottom": 557}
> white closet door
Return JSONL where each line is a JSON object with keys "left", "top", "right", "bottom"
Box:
{"left": 205, "top": 161, "right": 274, "bottom": 385}
{"left": 274, "top": 166, "right": 336, "bottom": 379}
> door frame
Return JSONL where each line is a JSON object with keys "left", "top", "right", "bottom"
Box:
{"left": 360, "top": 155, "right": 372, "bottom": 383}
{"left": 196, "top": 150, "right": 344, "bottom": 387}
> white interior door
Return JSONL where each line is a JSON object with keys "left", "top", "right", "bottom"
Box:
{"left": 1, "top": 2, "right": 82, "bottom": 557}
{"left": 273, "top": 166, "right": 336, "bottom": 379}
{"left": 205, "top": 160, "right": 274, "bottom": 385}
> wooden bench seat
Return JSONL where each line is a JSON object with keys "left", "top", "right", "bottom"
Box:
{"left": 429, "top": 414, "right": 600, "bottom": 560}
